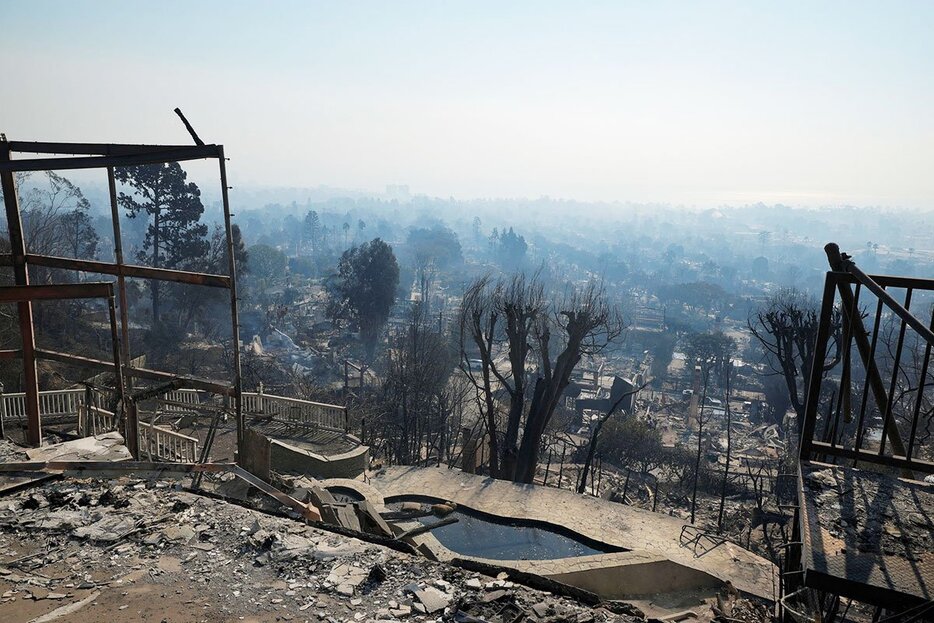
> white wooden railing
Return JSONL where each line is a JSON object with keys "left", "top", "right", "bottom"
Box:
{"left": 1, "top": 387, "right": 348, "bottom": 438}
{"left": 77, "top": 404, "right": 118, "bottom": 436}
{"left": 0, "top": 388, "right": 85, "bottom": 423}
{"left": 152, "top": 389, "right": 347, "bottom": 432}
{"left": 241, "top": 391, "right": 348, "bottom": 432}
{"left": 78, "top": 404, "right": 199, "bottom": 463}
{"left": 157, "top": 389, "right": 204, "bottom": 413}
{"left": 137, "top": 421, "right": 200, "bottom": 462}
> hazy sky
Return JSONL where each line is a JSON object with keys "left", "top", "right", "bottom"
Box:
{"left": 3, "top": 1, "right": 933, "bottom": 208}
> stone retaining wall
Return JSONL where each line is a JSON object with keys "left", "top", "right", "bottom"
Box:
{"left": 270, "top": 439, "right": 369, "bottom": 479}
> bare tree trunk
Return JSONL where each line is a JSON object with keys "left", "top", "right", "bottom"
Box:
{"left": 543, "top": 447, "right": 552, "bottom": 486}
{"left": 690, "top": 367, "right": 710, "bottom": 525}
{"left": 578, "top": 382, "right": 646, "bottom": 493}
{"left": 558, "top": 444, "right": 566, "bottom": 488}
{"left": 717, "top": 365, "right": 733, "bottom": 533}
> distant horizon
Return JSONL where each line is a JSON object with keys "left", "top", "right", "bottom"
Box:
{"left": 38, "top": 174, "right": 934, "bottom": 215}
{"left": 9, "top": 140, "right": 934, "bottom": 213}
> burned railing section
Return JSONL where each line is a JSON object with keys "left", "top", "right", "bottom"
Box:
{"left": 799, "top": 244, "right": 934, "bottom": 475}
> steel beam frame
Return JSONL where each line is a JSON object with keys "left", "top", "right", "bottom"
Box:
{"left": 0, "top": 135, "right": 243, "bottom": 463}
{"left": 0, "top": 283, "right": 127, "bottom": 449}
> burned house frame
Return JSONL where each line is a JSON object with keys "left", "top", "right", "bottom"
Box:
{"left": 0, "top": 135, "right": 243, "bottom": 461}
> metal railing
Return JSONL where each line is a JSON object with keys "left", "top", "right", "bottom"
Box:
{"left": 801, "top": 260, "right": 934, "bottom": 474}
{"left": 157, "top": 389, "right": 204, "bottom": 413}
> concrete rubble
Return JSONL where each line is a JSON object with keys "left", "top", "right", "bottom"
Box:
{"left": 24, "top": 432, "right": 133, "bottom": 463}
{"left": 0, "top": 474, "right": 646, "bottom": 623}
{"left": 0, "top": 433, "right": 774, "bottom": 623}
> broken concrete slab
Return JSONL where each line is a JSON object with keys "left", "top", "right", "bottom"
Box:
{"left": 25, "top": 432, "right": 132, "bottom": 463}
{"left": 161, "top": 524, "right": 196, "bottom": 544}
{"left": 325, "top": 562, "right": 371, "bottom": 592}
{"left": 413, "top": 585, "right": 452, "bottom": 613}
{"left": 308, "top": 485, "right": 339, "bottom": 507}
{"left": 72, "top": 514, "right": 138, "bottom": 542}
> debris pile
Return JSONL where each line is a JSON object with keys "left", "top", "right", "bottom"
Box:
{"left": 0, "top": 477, "right": 643, "bottom": 622}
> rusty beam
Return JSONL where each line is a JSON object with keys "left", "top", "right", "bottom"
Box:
{"left": 0, "top": 142, "right": 41, "bottom": 447}
{"left": 107, "top": 165, "right": 135, "bottom": 453}
{"left": 6, "top": 141, "right": 210, "bottom": 156}
{"left": 218, "top": 148, "right": 245, "bottom": 462}
{"left": 128, "top": 368, "right": 233, "bottom": 396}
{"left": 105, "top": 292, "right": 131, "bottom": 457}
{"left": 33, "top": 348, "right": 120, "bottom": 370}
{"left": 0, "top": 282, "right": 114, "bottom": 303}
{"left": 0, "top": 349, "right": 22, "bottom": 360}
{"left": 231, "top": 466, "right": 320, "bottom": 521}
{"left": 0, "top": 145, "right": 223, "bottom": 173}
{"left": 34, "top": 348, "right": 235, "bottom": 395}
{"left": 107, "top": 167, "right": 133, "bottom": 392}
{"left": 21, "top": 254, "right": 230, "bottom": 288}
{"left": 808, "top": 441, "right": 934, "bottom": 474}
{"left": 174, "top": 109, "right": 205, "bottom": 146}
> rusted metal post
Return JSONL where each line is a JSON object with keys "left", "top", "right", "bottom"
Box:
{"left": 218, "top": 148, "right": 244, "bottom": 462}
{"left": 107, "top": 166, "right": 136, "bottom": 456}
{"left": 82, "top": 384, "right": 93, "bottom": 437}
{"left": 0, "top": 141, "right": 41, "bottom": 446}
{"left": 107, "top": 167, "right": 132, "bottom": 377}
{"left": 107, "top": 292, "right": 133, "bottom": 456}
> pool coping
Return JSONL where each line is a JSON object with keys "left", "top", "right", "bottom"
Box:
{"left": 319, "top": 477, "right": 386, "bottom": 507}
{"left": 370, "top": 465, "right": 776, "bottom": 600}
{"left": 391, "top": 509, "right": 723, "bottom": 600}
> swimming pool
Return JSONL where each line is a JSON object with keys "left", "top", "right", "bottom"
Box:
{"left": 388, "top": 496, "right": 624, "bottom": 560}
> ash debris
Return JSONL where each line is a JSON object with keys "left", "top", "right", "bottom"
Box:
{"left": 804, "top": 466, "right": 934, "bottom": 561}
{"left": 0, "top": 476, "right": 644, "bottom": 623}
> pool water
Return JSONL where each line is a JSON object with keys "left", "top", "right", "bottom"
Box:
{"left": 410, "top": 508, "right": 621, "bottom": 560}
